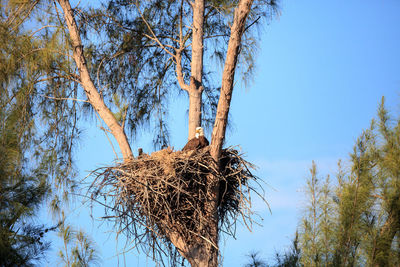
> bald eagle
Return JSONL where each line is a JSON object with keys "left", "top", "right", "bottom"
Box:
{"left": 182, "top": 127, "right": 209, "bottom": 151}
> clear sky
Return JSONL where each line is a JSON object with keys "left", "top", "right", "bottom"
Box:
{"left": 44, "top": 0, "right": 400, "bottom": 266}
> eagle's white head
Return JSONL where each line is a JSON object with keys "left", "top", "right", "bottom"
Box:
{"left": 195, "top": 127, "right": 204, "bottom": 138}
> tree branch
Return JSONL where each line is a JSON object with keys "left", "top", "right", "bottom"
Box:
{"left": 135, "top": 0, "right": 175, "bottom": 58}
{"left": 175, "top": 0, "right": 190, "bottom": 92}
{"left": 56, "top": 0, "right": 133, "bottom": 161}
{"left": 210, "top": 0, "right": 254, "bottom": 161}
{"left": 39, "top": 94, "right": 89, "bottom": 103}
{"left": 175, "top": 49, "right": 190, "bottom": 92}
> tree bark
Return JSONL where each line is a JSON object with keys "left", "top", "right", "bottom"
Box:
{"left": 188, "top": 88, "right": 202, "bottom": 139}
{"left": 181, "top": 2, "right": 255, "bottom": 267}
{"left": 58, "top": 0, "right": 256, "bottom": 266}
{"left": 185, "top": 244, "right": 218, "bottom": 267}
{"left": 188, "top": 0, "right": 205, "bottom": 140}
{"left": 210, "top": 0, "right": 254, "bottom": 161}
{"left": 168, "top": 228, "right": 218, "bottom": 267}
{"left": 57, "top": 0, "right": 133, "bottom": 161}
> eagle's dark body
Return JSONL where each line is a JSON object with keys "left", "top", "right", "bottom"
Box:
{"left": 182, "top": 133, "right": 209, "bottom": 151}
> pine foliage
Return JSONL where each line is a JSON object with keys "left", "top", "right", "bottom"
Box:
{"left": 57, "top": 217, "right": 101, "bottom": 267}
{"left": 1, "top": 1, "right": 86, "bottom": 264}
{"left": 77, "top": 0, "right": 279, "bottom": 147}
{"left": 295, "top": 97, "right": 400, "bottom": 266}
{"left": 0, "top": 70, "right": 50, "bottom": 266}
{"left": 1, "top": 0, "right": 81, "bottom": 211}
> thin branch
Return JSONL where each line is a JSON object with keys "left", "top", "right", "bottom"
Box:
{"left": 143, "top": 33, "right": 176, "bottom": 50}
{"left": 39, "top": 94, "right": 89, "bottom": 103}
{"left": 35, "top": 74, "right": 81, "bottom": 85}
{"left": 244, "top": 16, "right": 261, "bottom": 32}
{"left": 11, "top": 1, "right": 40, "bottom": 33}
{"left": 100, "top": 126, "right": 120, "bottom": 160}
{"left": 175, "top": 49, "right": 190, "bottom": 91}
{"left": 134, "top": 0, "right": 175, "bottom": 58}
{"left": 29, "top": 25, "right": 58, "bottom": 37}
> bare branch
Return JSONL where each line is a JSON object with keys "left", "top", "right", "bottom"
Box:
{"left": 244, "top": 16, "right": 261, "bottom": 33}
{"left": 142, "top": 33, "right": 176, "bottom": 50}
{"left": 39, "top": 94, "right": 89, "bottom": 103}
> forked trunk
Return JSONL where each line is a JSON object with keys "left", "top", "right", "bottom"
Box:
{"left": 59, "top": 0, "right": 255, "bottom": 266}
{"left": 183, "top": 1, "right": 255, "bottom": 266}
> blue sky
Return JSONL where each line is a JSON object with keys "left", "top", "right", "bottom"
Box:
{"left": 44, "top": 0, "right": 400, "bottom": 266}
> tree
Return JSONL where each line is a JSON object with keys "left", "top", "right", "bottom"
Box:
{"left": 57, "top": 216, "right": 101, "bottom": 267}
{"left": 1, "top": 1, "right": 84, "bottom": 264}
{"left": 1, "top": 0, "right": 82, "bottom": 209}
{"left": 2, "top": 0, "right": 278, "bottom": 265}
{"left": 298, "top": 162, "right": 334, "bottom": 266}
{"left": 244, "top": 234, "right": 300, "bottom": 267}
{"left": 50, "top": 0, "right": 278, "bottom": 266}
{"left": 0, "top": 37, "right": 54, "bottom": 265}
{"left": 287, "top": 97, "right": 400, "bottom": 266}
{"left": 272, "top": 233, "right": 301, "bottom": 267}
{"left": 0, "top": 93, "right": 51, "bottom": 266}
{"left": 244, "top": 251, "right": 267, "bottom": 267}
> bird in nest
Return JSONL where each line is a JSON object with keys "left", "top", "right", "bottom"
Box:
{"left": 182, "top": 127, "right": 209, "bottom": 151}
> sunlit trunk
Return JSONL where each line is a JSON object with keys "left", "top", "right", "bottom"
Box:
{"left": 57, "top": 0, "right": 133, "bottom": 161}
{"left": 210, "top": 0, "right": 254, "bottom": 161}
{"left": 188, "top": 0, "right": 205, "bottom": 140}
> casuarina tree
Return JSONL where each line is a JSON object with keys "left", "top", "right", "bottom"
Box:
{"left": 4, "top": 0, "right": 278, "bottom": 266}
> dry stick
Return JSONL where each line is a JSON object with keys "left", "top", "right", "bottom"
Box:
{"left": 89, "top": 147, "right": 263, "bottom": 265}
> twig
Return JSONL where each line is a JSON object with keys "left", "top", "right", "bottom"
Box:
{"left": 39, "top": 94, "right": 89, "bottom": 103}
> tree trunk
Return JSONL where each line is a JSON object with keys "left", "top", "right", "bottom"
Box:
{"left": 185, "top": 243, "right": 218, "bottom": 267}
{"left": 168, "top": 228, "right": 218, "bottom": 267}
{"left": 188, "top": 89, "right": 202, "bottom": 140}
{"left": 57, "top": 0, "right": 133, "bottom": 161}
{"left": 59, "top": 0, "right": 256, "bottom": 266}
{"left": 210, "top": 0, "right": 254, "bottom": 161}
{"left": 184, "top": 1, "right": 255, "bottom": 266}
{"left": 188, "top": 0, "right": 205, "bottom": 140}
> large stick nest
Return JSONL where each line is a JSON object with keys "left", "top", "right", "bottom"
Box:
{"left": 89, "top": 147, "right": 266, "bottom": 263}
